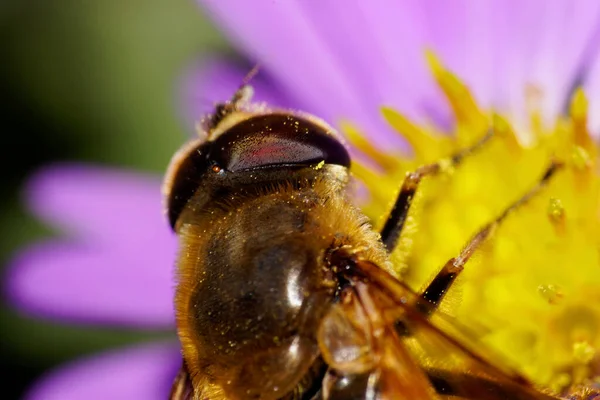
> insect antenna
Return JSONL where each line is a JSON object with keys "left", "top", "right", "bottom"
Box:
{"left": 207, "top": 64, "right": 261, "bottom": 131}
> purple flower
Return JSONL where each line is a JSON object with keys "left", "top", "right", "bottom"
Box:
{"left": 6, "top": 1, "right": 600, "bottom": 398}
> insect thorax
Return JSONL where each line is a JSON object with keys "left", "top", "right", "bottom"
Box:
{"left": 174, "top": 165, "right": 390, "bottom": 398}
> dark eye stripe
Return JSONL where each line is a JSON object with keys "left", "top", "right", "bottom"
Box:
{"left": 165, "top": 113, "right": 350, "bottom": 230}
{"left": 165, "top": 143, "right": 211, "bottom": 230}
{"left": 211, "top": 114, "right": 350, "bottom": 172}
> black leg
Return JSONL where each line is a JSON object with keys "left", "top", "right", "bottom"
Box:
{"left": 416, "top": 161, "right": 563, "bottom": 315}
{"left": 380, "top": 129, "right": 494, "bottom": 252}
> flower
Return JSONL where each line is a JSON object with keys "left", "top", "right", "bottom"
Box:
{"left": 6, "top": 1, "right": 600, "bottom": 398}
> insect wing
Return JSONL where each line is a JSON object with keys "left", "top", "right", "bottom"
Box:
{"left": 317, "top": 280, "right": 439, "bottom": 399}
{"left": 344, "top": 259, "right": 560, "bottom": 400}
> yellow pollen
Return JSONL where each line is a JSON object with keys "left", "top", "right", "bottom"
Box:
{"left": 537, "top": 284, "right": 564, "bottom": 305}
{"left": 547, "top": 197, "right": 566, "bottom": 236}
{"left": 573, "top": 341, "right": 596, "bottom": 364}
{"left": 571, "top": 145, "right": 592, "bottom": 170}
{"left": 343, "top": 53, "right": 600, "bottom": 395}
{"left": 550, "top": 373, "right": 572, "bottom": 394}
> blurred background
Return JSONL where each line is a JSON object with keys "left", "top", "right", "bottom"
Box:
{"left": 0, "top": 1, "right": 229, "bottom": 397}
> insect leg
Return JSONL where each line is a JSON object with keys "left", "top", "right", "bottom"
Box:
{"left": 417, "top": 161, "right": 563, "bottom": 315}
{"left": 380, "top": 129, "right": 494, "bottom": 252}
{"left": 169, "top": 362, "right": 193, "bottom": 400}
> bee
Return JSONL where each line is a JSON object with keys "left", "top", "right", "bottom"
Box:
{"left": 163, "top": 78, "right": 586, "bottom": 399}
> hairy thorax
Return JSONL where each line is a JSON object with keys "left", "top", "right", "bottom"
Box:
{"left": 174, "top": 178, "right": 390, "bottom": 399}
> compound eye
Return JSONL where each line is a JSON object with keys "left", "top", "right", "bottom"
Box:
{"left": 164, "top": 113, "right": 350, "bottom": 230}
{"left": 164, "top": 141, "right": 210, "bottom": 230}
{"left": 212, "top": 114, "right": 350, "bottom": 172}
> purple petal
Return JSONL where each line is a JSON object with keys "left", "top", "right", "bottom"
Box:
{"left": 586, "top": 52, "right": 600, "bottom": 135}
{"left": 581, "top": 13, "right": 600, "bottom": 137}
{"left": 197, "top": 0, "right": 600, "bottom": 134}
{"left": 293, "top": 0, "right": 440, "bottom": 120}
{"left": 24, "top": 342, "right": 180, "bottom": 400}
{"left": 25, "top": 164, "right": 172, "bottom": 249}
{"left": 6, "top": 240, "right": 175, "bottom": 327}
{"left": 421, "top": 0, "right": 600, "bottom": 126}
{"left": 7, "top": 164, "right": 176, "bottom": 327}
{"left": 520, "top": 1, "right": 600, "bottom": 124}
{"left": 198, "top": 0, "right": 418, "bottom": 149}
{"left": 180, "top": 58, "right": 298, "bottom": 129}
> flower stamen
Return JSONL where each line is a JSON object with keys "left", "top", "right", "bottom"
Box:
{"left": 344, "top": 54, "right": 600, "bottom": 394}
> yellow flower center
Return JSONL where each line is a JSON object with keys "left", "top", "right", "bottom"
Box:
{"left": 344, "top": 52, "right": 600, "bottom": 395}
